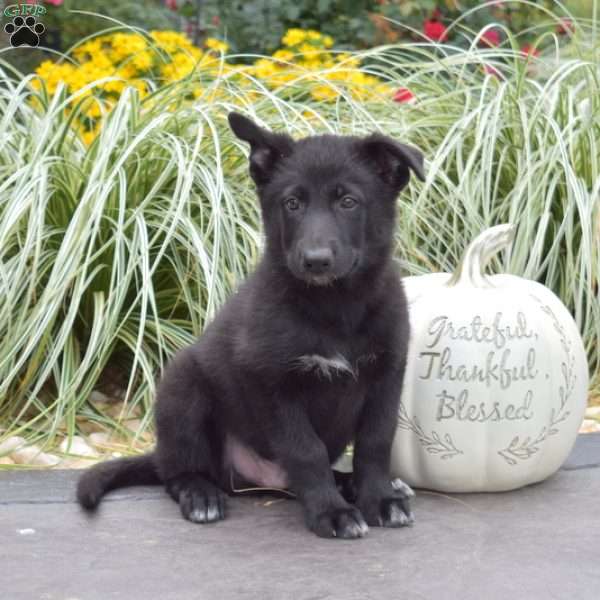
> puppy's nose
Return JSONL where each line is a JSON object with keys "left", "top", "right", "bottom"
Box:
{"left": 303, "top": 248, "right": 333, "bottom": 274}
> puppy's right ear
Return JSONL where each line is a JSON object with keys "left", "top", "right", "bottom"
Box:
{"left": 228, "top": 112, "right": 294, "bottom": 186}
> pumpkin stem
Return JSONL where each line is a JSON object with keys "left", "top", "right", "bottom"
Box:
{"left": 447, "top": 224, "right": 516, "bottom": 288}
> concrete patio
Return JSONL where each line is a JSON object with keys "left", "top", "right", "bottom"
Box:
{"left": 2, "top": 433, "right": 599, "bottom": 600}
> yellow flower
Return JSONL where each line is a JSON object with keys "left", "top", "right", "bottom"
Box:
{"left": 34, "top": 60, "right": 76, "bottom": 94}
{"left": 81, "top": 130, "right": 96, "bottom": 146}
{"left": 150, "top": 30, "right": 194, "bottom": 54}
{"left": 204, "top": 37, "right": 229, "bottom": 53}
{"left": 323, "top": 35, "right": 334, "bottom": 48}
{"left": 103, "top": 79, "right": 126, "bottom": 94}
{"left": 74, "top": 39, "right": 105, "bottom": 61}
{"left": 83, "top": 98, "right": 103, "bottom": 118}
{"left": 307, "top": 30, "right": 321, "bottom": 41}
{"left": 131, "top": 79, "right": 148, "bottom": 98}
{"left": 80, "top": 121, "right": 102, "bottom": 146}
{"left": 90, "top": 52, "right": 113, "bottom": 71}
{"left": 298, "top": 54, "right": 324, "bottom": 70}
{"left": 311, "top": 84, "right": 338, "bottom": 102}
{"left": 116, "top": 64, "right": 138, "bottom": 79}
{"left": 271, "top": 70, "right": 298, "bottom": 86}
{"left": 131, "top": 50, "right": 153, "bottom": 71}
{"left": 272, "top": 49, "right": 294, "bottom": 63}
{"left": 110, "top": 33, "right": 147, "bottom": 62}
{"left": 282, "top": 28, "right": 306, "bottom": 47}
{"left": 161, "top": 52, "right": 200, "bottom": 81}
{"left": 345, "top": 72, "right": 380, "bottom": 100}
{"left": 187, "top": 46, "right": 204, "bottom": 61}
{"left": 335, "top": 53, "right": 361, "bottom": 68}
{"left": 299, "top": 42, "right": 319, "bottom": 56}
{"left": 371, "top": 82, "right": 394, "bottom": 100}
{"left": 253, "top": 58, "right": 280, "bottom": 80}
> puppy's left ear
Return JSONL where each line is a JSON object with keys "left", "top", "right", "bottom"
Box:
{"left": 359, "top": 134, "right": 425, "bottom": 190}
{"left": 228, "top": 112, "right": 294, "bottom": 186}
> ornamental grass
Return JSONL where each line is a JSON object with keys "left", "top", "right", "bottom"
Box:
{"left": 0, "top": 12, "right": 598, "bottom": 455}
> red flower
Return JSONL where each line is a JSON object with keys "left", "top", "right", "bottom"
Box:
{"left": 423, "top": 20, "right": 448, "bottom": 42}
{"left": 521, "top": 44, "right": 540, "bottom": 58}
{"left": 483, "top": 64, "right": 502, "bottom": 79}
{"left": 166, "top": 0, "right": 178, "bottom": 10}
{"left": 481, "top": 29, "right": 500, "bottom": 47}
{"left": 393, "top": 88, "right": 415, "bottom": 103}
{"left": 212, "top": 15, "right": 221, "bottom": 26}
{"left": 557, "top": 19, "right": 574, "bottom": 35}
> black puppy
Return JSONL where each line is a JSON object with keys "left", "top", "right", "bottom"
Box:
{"left": 77, "top": 113, "right": 424, "bottom": 539}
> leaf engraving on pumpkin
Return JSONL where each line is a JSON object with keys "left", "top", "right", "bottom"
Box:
{"left": 397, "top": 402, "right": 463, "bottom": 459}
{"left": 497, "top": 297, "right": 574, "bottom": 465}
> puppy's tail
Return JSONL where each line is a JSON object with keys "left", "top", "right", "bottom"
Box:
{"left": 77, "top": 453, "right": 160, "bottom": 510}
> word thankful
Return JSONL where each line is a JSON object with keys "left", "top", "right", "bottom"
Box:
{"left": 425, "top": 312, "right": 535, "bottom": 350}
{"left": 418, "top": 346, "right": 538, "bottom": 389}
{"left": 436, "top": 389, "right": 534, "bottom": 422}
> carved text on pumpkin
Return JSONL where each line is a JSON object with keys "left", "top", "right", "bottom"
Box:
{"left": 401, "top": 304, "right": 575, "bottom": 463}
{"left": 418, "top": 346, "right": 539, "bottom": 389}
{"left": 425, "top": 312, "right": 535, "bottom": 349}
{"left": 436, "top": 389, "right": 534, "bottom": 422}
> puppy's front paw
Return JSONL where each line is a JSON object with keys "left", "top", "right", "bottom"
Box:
{"left": 167, "top": 474, "right": 227, "bottom": 524}
{"left": 391, "top": 477, "right": 415, "bottom": 498}
{"left": 308, "top": 506, "right": 369, "bottom": 539}
{"left": 379, "top": 497, "right": 414, "bottom": 527}
{"left": 357, "top": 478, "right": 415, "bottom": 528}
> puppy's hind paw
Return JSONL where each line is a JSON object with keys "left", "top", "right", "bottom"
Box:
{"left": 168, "top": 474, "right": 227, "bottom": 524}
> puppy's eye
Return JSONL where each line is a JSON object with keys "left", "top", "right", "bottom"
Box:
{"left": 284, "top": 196, "right": 300, "bottom": 211}
{"left": 339, "top": 196, "right": 357, "bottom": 210}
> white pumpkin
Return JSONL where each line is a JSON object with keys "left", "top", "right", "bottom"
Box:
{"left": 390, "top": 224, "right": 588, "bottom": 492}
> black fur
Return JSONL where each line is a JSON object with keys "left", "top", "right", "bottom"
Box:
{"left": 77, "top": 113, "right": 424, "bottom": 539}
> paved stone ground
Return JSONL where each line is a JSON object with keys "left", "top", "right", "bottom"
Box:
{"left": 2, "top": 434, "right": 599, "bottom": 600}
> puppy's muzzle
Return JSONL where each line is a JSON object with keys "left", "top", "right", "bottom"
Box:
{"left": 302, "top": 247, "right": 334, "bottom": 277}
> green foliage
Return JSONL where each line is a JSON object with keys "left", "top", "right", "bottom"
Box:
{"left": 203, "top": 0, "right": 379, "bottom": 55}
{"left": 171, "top": 0, "right": 590, "bottom": 55}
{"left": 373, "top": 0, "right": 577, "bottom": 48}
{"left": 41, "top": 0, "right": 179, "bottom": 51}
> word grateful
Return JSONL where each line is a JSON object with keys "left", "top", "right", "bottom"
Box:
{"left": 425, "top": 312, "right": 535, "bottom": 350}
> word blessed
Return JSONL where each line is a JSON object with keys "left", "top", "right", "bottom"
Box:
{"left": 425, "top": 312, "right": 535, "bottom": 350}
{"left": 3, "top": 4, "right": 46, "bottom": 18}
{"left": 418, "top": 346, "right": 538, "bottom": 389}
{"left": 436, "top": 389, "right": 534, "bottom": 422}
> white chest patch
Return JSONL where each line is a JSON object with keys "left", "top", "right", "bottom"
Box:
{"left": 295, "top": 353, "right": 356, "bottom": 380}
